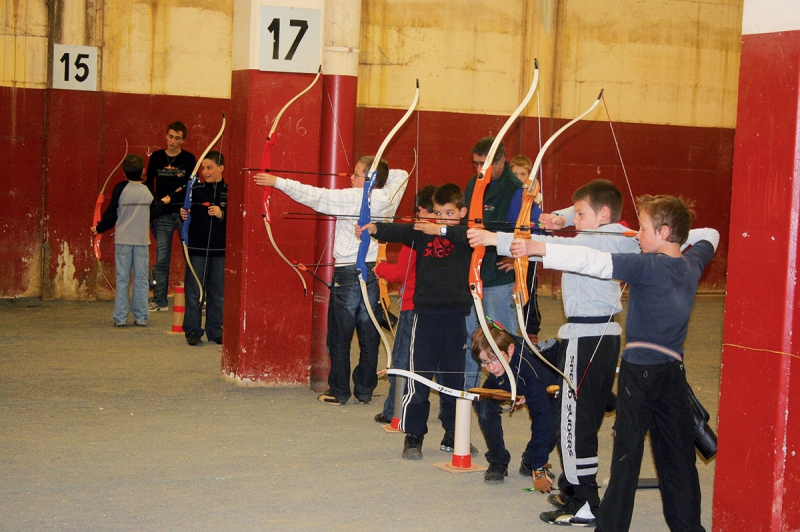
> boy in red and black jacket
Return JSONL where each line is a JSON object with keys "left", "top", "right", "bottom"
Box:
{"left": 359, "top": 183, "right": 471, "bottom": 460}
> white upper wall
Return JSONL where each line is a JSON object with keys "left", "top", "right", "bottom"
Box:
{"left": 743, "top": 0, "right": 800, "bottom": 34}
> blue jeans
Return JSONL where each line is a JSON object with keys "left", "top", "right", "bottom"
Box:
{"left": 464, "top": 282, "right": 518, "bottom": 390}
{"left": 151, "top": 213, "right": 183, "bottom": 306}
{"left": 183, "top": 254, "right": 225, "bottom": 341}
{"left": 381, "top": 309, "right": 413, "bottom": 419}
{"left": 114, "top": 244, "right": 150, "bottom": 325}
{"left": 326, "top": 265, "right": 381, "bottom": 403}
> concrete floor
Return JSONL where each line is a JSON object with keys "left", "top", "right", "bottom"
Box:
{"left": 0, "top": 295, "right": 723, "bottom": 531}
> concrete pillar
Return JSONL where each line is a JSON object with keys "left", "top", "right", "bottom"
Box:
{"left": 223, "top": 0, "right": 325, "bottom": 384}
{"left": 310, "top": 0, "right": 360, "bottom": 390}
{"left": 223, "top": 0, "right": 360, "bottom": 387}
{"left": 714, "top": 1, "right": 800, "bottom": 529}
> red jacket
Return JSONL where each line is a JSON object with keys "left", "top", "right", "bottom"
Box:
{"left": 374, "top": 245, "right": 416, "bottom": 311}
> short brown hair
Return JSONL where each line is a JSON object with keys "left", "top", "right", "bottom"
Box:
{"left": 123, "top": 154, "right": 145, "bottom": 181}
{"left": 433, "top": 183, "right": 465, "bottom": 210}
{"left": 637, "top": 195, "right": 696, "bottom": 245}
{"left": 358, "top": 155, "right": 389, "bottom": 188}
{"left": 472, "top": 137, "right": 505, "bottom": 164}
{"left": 572, "top": 179, "right": 623, "bottom": 222}
{"left": 471, "top": 323, "right": 514, "bottom": 361}
{"left": 166, "top": 121, "right": 187, "bottom": 139}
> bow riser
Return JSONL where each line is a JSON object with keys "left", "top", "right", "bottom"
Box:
{"left": 467, "top": 63, "right": 541, "bottom": 407}
{"left": 512, "top": 180, "right": 541, "bottom": 306}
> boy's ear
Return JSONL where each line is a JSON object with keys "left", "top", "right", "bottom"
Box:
{"left": 506, "top": 343, "right": 515, "bottom": 358}
{"left": 459, "top": 206, "right": 468, "bottom": 219}
{"left": 598, "top": 205, "right": 612, "bottom": 222}
{"left": 658, "top": 224, "right": 672, "bottom": 241}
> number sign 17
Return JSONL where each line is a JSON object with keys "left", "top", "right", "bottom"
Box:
{"left": 259, "top": 7, "right": 321, "bottom": 74}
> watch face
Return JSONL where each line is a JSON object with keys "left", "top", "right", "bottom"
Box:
{"left": 440, "top": 225, "right": 447, "bottom": 236}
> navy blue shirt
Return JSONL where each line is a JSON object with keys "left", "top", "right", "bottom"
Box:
{"left": 612, "top": 241, "right": 715, "bottom": 364}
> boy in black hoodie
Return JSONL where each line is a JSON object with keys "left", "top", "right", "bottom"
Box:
{"left": 179, "top": 151, "right": 227, "bottom": 346}
{"left": 359, "top": 183, "right": 472, "bottom": 460}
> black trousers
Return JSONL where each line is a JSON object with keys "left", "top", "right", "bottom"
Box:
{"left": 596, "top": 360, "right": 705, "bottom": 532}
{"left": 399, "top": 310, "right": 466, "bottom": 437}
{"left": 556, "top": 334, "right": 620, "bottom": 514}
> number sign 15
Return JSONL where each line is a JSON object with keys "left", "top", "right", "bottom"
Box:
{"left": 53, "top": 44, "right": 98, "bottom": 91}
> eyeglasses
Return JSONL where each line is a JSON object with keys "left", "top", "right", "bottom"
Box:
{"left": 471, "top": 160, "right": 485, "bottom": 168}
{"left": 479, "top": 357, "right": 501, "bottom": 368}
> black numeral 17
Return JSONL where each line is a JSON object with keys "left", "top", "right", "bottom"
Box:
{"left": 267, "top": 18, "right": 309, "bottom": 61}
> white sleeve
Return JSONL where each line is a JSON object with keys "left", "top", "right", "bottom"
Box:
{"left": 274, "top": 177, "right": 358, "bottom": 216}
{"left": 494, "top": 232, "right": 543, "bottom": 263}
{"left": 371, "top": 169, "right": 409, "bottom": 220}
{"left": 552, "top": 205, "right": 575, "bottom": 227}
{"left": 542, "top": 243, "right": 614, "bottom": 279}
{"left": 496, "top": 232, "right": 514, "bottom": 256}
{"left": 681, "top": 228, "right": 720, "bottom": 252}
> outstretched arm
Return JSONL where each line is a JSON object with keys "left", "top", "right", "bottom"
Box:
{"left": 510, "top": 240, "right": 614, "bottom": 280}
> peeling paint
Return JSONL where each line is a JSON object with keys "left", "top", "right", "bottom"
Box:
{"left": 221, "top": 370, "right": 306, "bottom": 388}
{"left": 52, "top": 241, "right": 87, "bottom": 300}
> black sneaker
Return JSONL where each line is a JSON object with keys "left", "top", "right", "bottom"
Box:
{"left": 440, "top": 431, "right": 479, "bottom": 456}
{"left": 318, "top": 391, "right": 345, "bottom": 405}
{"left": 374, "top": 413, "right": 392, "bottom": 424}
{"left": 548, "top": 493, "right": 568, "bottom": 509}
{"left": 213, "top": 336, "right": 222, "bottom": 344}
{"left": 540, "top": 503, "right": 596, "bottom": 527}
{"left": 186, "top": 332, "right": 203, "bottom": 346}
{"left": 440, "top": 431, "right": 455, "bottom": 451}
{"left": 484, "top": 462, "right": 508, "bottom": 483}
{"left": 520, "top": 461, "right": 534, "bottom": 477}
{"left": 402, "top": 434, "right": 424, "bottom": 460}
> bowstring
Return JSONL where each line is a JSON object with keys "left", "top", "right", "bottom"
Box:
{"left": 201, "top": 126, "right": 225, "bottom": 300}
{"left": 575, "top": 94, "right": 636, "bottom": 395}
{"left": 309, "top": 83, "right": 351, "bottom": 284}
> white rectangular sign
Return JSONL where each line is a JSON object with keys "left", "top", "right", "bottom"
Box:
{"left": 52, "top": 44, "right": 98, "bottom": 91}
{"left": 259, "top": 6, "right": 321, "bottom": 73}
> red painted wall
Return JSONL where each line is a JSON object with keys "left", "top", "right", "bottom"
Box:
{"left": 1, "top": 86, "right": 46, "bottom": 297}
{"left": 355, "top": 107, "right": 733, "bottom": 291}
{"left": 0, "top": 86, "right": 232, "bottom": 300}
{"left": 1, "top": 86, "right": 732, "bottom": 301}
{"left": 714, "top": 30, "right": 800, "bottom": 531}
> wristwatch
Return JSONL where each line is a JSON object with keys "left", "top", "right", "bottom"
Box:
{"left": 439, "top": 225, "right": 447, "bottom": 237}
